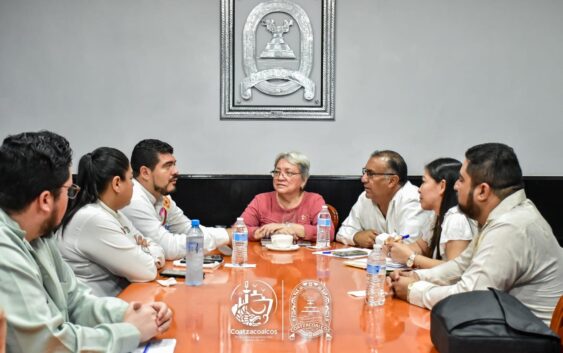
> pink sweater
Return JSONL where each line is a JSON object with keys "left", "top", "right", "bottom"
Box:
{"left": 240, "top": 191, "right": 335, "bottom": 241}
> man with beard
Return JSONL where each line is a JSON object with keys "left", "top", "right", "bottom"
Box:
{"left": 122, "top": 139, "right": 230, "bottom": 260}
{"left": 389, "top": 143, "right": 563, "bottom": 326}
{"left": 0, "top": 131, "right": 172, "bottom": 352}
{"left": 336, "top": 150, "right": 432, "bottom": 248}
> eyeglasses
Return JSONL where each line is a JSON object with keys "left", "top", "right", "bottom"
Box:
{"left": 361, "top": 168, "right": 396, "bottom": 178}
{"left": 62, "top": 184, "right": 81, "bottom": 199}
{"left": 270, "top": 170, "right": 301, "bottom": 178}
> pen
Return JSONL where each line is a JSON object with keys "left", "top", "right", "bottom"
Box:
{"left": 142, "top": 341, "right": 151, "bottom": 353}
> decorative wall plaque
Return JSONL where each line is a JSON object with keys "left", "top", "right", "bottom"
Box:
{"left": 221, "top": 0, "right": 335, "bottom": 120}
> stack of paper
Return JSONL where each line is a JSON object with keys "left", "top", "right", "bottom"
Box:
{"left": 343, "top": 258, "right": 407, "bottom": 270}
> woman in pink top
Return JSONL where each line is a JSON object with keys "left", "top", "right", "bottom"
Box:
{"left": 241, "top": 152, "right": 334, "bottom": 242}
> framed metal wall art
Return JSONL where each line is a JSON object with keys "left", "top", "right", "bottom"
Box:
{"left": 220, "top": 0, "right": 335, "bottom": 120}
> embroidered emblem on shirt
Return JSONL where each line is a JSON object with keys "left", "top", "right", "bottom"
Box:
{"left": 159, "top": 207, "right": 168, "bottom": 225}
{"left": 162, "top": 197, "right": 171, "bottom": 210}
{"left": 159, "top": 196, "right": 171, "bottom": 225}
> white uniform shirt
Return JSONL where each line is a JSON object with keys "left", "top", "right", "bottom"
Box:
{"left": 122, "top": 179, "right": 230, "bottom": 260}
{"left": 409, "top": 190, "right": 563, "bottom": 326}
{"left": 421, "top": 206, "right": 477, "bottom": 260}
{"left": 336, "top": 181, "right": 433, "bottom": 245}
{"left": 56, "top": 201, "right": 165, "bottom": 297}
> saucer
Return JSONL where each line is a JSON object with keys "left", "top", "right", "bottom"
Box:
{"left": 265, "top": 244, "right": 299, "bottom": 252}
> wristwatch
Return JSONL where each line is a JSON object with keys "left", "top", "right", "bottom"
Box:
{"left": 406, "top": 252, "right": 417, "bottom": 268}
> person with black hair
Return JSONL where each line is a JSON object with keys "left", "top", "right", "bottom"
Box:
{"left": 56, "top": 147, "right": 165, "bottom": 297}
{"left": 0, "top": 131, "right": 172, "bottom": 352}
{"left": 386, "top": 158, "right": 476, "bottom": 269}
{"left": 122, "top": 139, "right": 231, "bottom": 260}
{"left": 336, "top": 150, "right": 433, "bottom": 248}
{"left": 389, "top": 143, "right": 563, "bottom": 326}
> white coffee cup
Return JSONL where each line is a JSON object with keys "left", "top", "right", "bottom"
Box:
{"left": 271, "top": 234, "right": 293, "bottom": 248}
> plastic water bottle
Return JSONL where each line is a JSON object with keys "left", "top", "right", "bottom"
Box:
{"left": 232, "top": 217, "right": 248, "bottom": 266}
{"left": 366, "top": 244, "right": 386, "bottom": 306}
{"left": 316, "top": 205, "right": 331, "bottom": 249}
{"left": 186, "top": 219, "right": 204, "bottom": 286}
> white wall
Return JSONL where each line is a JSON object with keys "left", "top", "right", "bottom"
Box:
{"left": 1, "top": 0, "right": 562, "bottom": 176}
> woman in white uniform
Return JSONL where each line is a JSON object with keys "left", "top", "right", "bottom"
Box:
{"left": 386, "top": 158, "right": 476, "bottom": 269}
{"left": 57, "top": 147, "right": 165, "bottom": 296}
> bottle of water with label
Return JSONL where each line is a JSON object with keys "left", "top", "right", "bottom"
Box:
{"left": 232, "top": 217, "right": 248, "bottom": 266}
{"left": 316, "top": 205, "right": 331, "bottom": 249}
{"left": 366, "top": 244, "right": 386, "bottom": 306}
{"left": 186, "top": 219, "right": 204, "bottom": 286}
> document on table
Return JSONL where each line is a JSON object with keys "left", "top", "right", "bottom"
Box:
{"left": 172, "top": 259, "right": 222, "bottom": 270}
{"left": 343, "top": 258, "right": 407, "bottom": 270}
{"left": 312, "top": 247, "right": 370, "bottom": 259}
{"left": 130, "top": 339, "right": 176, "bottom": 353}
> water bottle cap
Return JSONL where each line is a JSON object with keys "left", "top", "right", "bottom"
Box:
{"left": 322, "top": 205, "right": 328, "bottom": 209}
{"left": 236, "top": 217, "right": 244, "bottom": 222}
{"left": 191, "top": 219, "right": 200, "bottom": 227}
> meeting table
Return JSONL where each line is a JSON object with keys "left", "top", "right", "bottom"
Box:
{"left": 118, "top": 242, "right": 438, "bottom": 353}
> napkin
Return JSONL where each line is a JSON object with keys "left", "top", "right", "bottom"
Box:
{"left": 348, "top": 290, "right": 366, "bottom": 297}
{"left": 156, "top": 277, "right": 177, "bottom": 287}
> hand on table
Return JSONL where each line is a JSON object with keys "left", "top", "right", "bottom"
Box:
{"left": 278, "top": 223, "right": 305, "bottom": 240}
{"left": 254, "top": 223, "right": 284, "bottom": 239}
{"left": 123, "top": 302, "right": 158, "bottom": 342}
{"left": 353, "top": 230, "right": 377, "bottom": 248}
{"left": 387, "top": 270, "right": 419, "bottom": 301}
{"left": 150, "top": 302, "right": 173, "bottom": 333}
{"left": 254, "top": 223, "right": 303, "bottom": 238}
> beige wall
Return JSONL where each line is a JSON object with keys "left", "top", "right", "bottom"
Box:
{"left": 1, "top": 0, "right": 562, "bottom": 175}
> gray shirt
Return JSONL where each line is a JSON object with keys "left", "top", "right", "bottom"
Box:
{"left": 409, "top": 190, "right": 563, "bottom": 326}
{"left": 0, "top": 209, "right": 140, "bottom": 353}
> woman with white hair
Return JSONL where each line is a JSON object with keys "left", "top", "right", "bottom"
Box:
{"left": 240, "top": 151, "right": 334, "bottom": 242}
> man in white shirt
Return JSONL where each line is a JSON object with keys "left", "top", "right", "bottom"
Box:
{"left": 336, "top": 150, "right": 432, "bottom": 248}
{"left": 122, "top": 139, "right": 231, "bottom": 260}
{"left": 389, "top": 143, "right": 563, "bottom": 326}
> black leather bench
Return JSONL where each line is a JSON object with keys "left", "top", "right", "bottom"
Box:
{"left": 172, "top": 175, "right": 563, "bottom": 246}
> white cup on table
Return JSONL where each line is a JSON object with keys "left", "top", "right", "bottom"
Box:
{"left": 271, "top": 234, "right": 293, "bottom": 248}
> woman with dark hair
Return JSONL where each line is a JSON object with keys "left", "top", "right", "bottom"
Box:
{"left": 56, "top": 147, "right": 164, "bottom": 296}
{"left": 386, "top": 158, "right": 476, "bottom": 269}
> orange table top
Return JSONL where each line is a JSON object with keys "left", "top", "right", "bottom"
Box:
{"left": 118, "top": 242, "right": 437, "bottom": 353}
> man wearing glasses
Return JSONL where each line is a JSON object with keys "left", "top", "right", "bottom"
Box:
{"left": 337, "top": 150, "right": 432, "bottom": 248}
{"left": 0, "top": 131, "right": 172, "bottom": 353}
{"left": 122, "top": 139, "right": 231, "bottom": 260}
